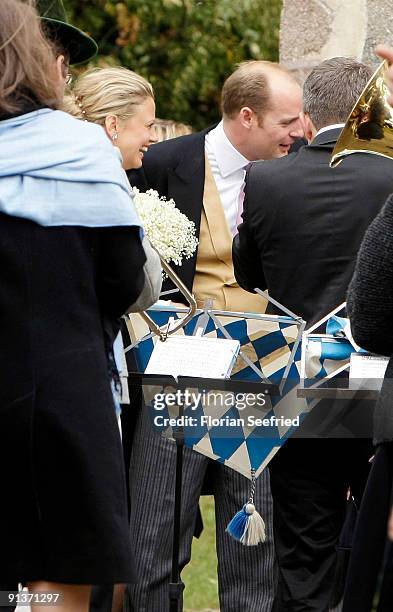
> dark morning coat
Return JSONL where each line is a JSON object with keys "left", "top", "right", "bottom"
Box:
{"left": 232, "top": 127, "right": 393, "bottom": 611}
{"left": 233, "top": 128, "right": 393, "bottom": 327}
{"left": 0, "top": 212, "right": 145, "bottom": 585}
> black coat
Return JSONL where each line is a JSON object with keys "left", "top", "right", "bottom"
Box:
{"left": 232, "top": 128, "right": 393, "bottom": 611}
{"left": 0, "top": 213, "right": 145, "bottom": 584}
{"left": 344, "top": 198, "right": 393, "bottom": 612}
{"left": 233, "top": 128, "right": 393, "bottom": 327}
{"left": 347, "top": 193, "right": 393, "bottom": 445}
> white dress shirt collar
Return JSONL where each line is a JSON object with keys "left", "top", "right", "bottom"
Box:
{"left": 315, "top": 123, "right": 345, "bottom": 138}
{"left": 206, "top": 120, "right": 249, "bottom": 177}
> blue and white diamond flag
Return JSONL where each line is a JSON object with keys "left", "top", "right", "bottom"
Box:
{"left": 301, "top": 303, "right": 366, "bottom": 385}
{"left": 122, "top": 305, "right": 308, "bottom": 479}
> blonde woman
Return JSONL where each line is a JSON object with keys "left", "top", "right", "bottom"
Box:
{"left": 65, "top": 67, "right": 162, "bottom": 317}
{"left": 154, "top": 118, "right": 192, "bottom": 142}
{"left": 65, "top": 67, "right": 163, "bottom": 612}
{"left": 64, "top": 66, "right": 158, "bottom": 170}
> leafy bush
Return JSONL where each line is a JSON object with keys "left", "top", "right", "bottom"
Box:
{"left": 66, "top": 0, "right": 282, "bottom": 130}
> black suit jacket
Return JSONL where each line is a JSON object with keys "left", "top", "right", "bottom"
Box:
{"left": 233, "top": 128, "right": 393, "bottom": 327}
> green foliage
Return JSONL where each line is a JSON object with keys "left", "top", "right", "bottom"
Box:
{"left": 65, "top": 0, "right": 282, "bottom": 130}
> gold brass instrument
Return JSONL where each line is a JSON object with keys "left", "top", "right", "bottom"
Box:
{"left": 330, "top": 61, "right": 393, "bottom": 167}
{"left": 140, "top": 254, "right": 197, "bottom": 340}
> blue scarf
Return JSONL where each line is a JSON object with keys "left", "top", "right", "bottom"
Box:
{"left": 0, "top": 108, "right": 142, "bottom": 229}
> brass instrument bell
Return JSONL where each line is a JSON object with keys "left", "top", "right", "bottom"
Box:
{"left": 330, "top": 60, "right": 393, "bottom": 167}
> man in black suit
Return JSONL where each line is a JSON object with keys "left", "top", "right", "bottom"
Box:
{"left": 127, "top": 61, "right": 304, "bottom": 611}
{"left": 233, "top": 57, "right": 393, "bottom": 611}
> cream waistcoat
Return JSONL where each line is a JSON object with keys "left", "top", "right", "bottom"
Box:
{"left": 192, "top": 156, "right": 267, "bottom": 313}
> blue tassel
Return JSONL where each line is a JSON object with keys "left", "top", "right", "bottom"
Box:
{"left": 226, "top": 504, "right": 252, "bottom": 540}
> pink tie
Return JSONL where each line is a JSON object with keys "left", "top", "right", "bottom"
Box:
{"left": 234, "top": 163, "right": 251, "bottom": 236}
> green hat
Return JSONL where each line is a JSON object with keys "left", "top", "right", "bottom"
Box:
{"left": 37, "top": 0, "right": 98, "bottom": 65}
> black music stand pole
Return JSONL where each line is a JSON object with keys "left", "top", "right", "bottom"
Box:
{"left": 169, "top": 409, "right": 185, "bottom": 612}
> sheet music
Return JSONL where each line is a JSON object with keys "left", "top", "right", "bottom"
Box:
{"left": 349, "top": 353, "right": 389, "bottom": 390}
{"left": 145, "top": 336, "right": 240, "bottom": 379}
{"left": 349, "top": 353, "right": 389, "bottom": 379}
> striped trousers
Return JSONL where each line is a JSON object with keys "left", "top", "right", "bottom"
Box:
{"left": 127, "top": 407, "right": 276, "bottom": 611}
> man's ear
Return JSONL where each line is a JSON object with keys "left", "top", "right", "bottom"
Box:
{"left": 104, "top": 115, "right": 119, "bottom": 139}
{"left": 238, "top": 106, "right": 255, "bottom": 130}
{"left": 299, "top": 112, "right": 315, "bottom": 143}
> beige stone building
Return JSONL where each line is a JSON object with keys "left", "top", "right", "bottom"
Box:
{"left": 280, "top": 0, "right": 393, "bottom": 81}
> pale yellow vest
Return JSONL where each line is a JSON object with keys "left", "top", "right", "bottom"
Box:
{"left": 192, "top": 157, "right": 267, "bottom": 313}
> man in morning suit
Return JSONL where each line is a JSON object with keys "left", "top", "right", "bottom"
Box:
{"left": 233, "top": 57, "right": 393, "bottom": 612}
{"left": 127, "top": 61, "right": 303, "bottom": 611}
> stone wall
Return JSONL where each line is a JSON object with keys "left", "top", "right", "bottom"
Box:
{"left": 280, "top": 0, "right": 393, "bottom": 82}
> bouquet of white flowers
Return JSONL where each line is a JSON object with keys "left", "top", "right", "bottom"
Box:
{"left": 131, "top": 187, "right": 198, "bottom": 266}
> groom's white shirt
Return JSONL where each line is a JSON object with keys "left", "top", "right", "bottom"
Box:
{"left": 205, "top": 120, "right": 250, "bottom": 234}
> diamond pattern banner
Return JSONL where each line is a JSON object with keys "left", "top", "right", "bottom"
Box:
{"left": 301, "top": 306, "right": 366, "bottom": 384}
{"left": 122, "top": 306, "right": 307, "bottom": 479}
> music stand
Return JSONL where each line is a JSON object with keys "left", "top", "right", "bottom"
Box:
{"left": 122, "top": 294, "right": 305, "bottom": 611}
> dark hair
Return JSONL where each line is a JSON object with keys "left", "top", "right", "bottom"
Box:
{"left": 0, "top": 0, "right": 61, "bottom": 114}
{"left": 221, "top": 60, "right": 296, "bottom": 120}
{"left": 303, "top": 57, "right": 373, "bottom": 130}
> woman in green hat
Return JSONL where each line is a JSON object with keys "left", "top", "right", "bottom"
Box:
{"left": 0, "top": 1, "right": 151, "bottom": 610}
{"left": 37, "top": 0, "right": 97, "bottom": 65}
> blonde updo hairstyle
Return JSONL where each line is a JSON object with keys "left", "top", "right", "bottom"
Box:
{"left": 63, "top": 66, "right": 154, "bottom": 126}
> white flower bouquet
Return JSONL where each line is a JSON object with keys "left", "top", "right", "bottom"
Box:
{"left": 131, "top": 187, "right": 198, "bottom": 266}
